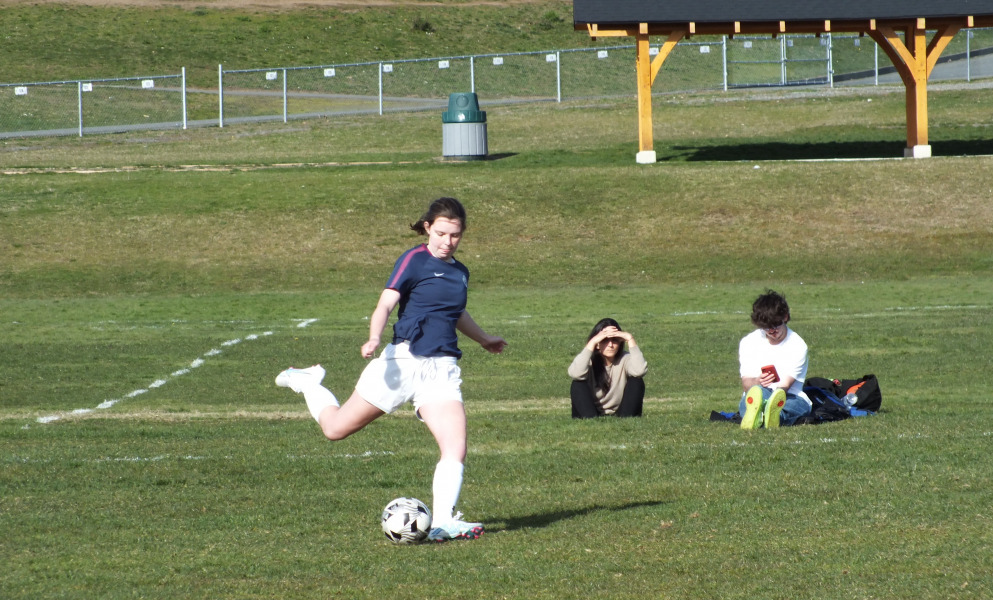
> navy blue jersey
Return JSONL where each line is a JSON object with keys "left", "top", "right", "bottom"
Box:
{"left": 386, "top": 244, "right": 469, "bottom": 358}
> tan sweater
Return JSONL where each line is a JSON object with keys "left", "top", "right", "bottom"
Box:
{"left": 568, "top": 346, "right": 648, "bottom": 415}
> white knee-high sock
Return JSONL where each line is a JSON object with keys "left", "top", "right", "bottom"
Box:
{"left": 432, "top": 459, "right": 464, "bottom": 524}
{"left": 301, "top": 384, "right": 338, "bottom": 423}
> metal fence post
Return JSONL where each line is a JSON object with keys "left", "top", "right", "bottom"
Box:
{"left": 556, "top": 51, "right": 561, "bottom": 103}
{"left": 218, "top": 64, "right": 225, "bottom": 128}
{"left": 77, "top": 81, "right": 84, "bottom": 137}
{"left": 967, "top": 30, "right": 973, "bottom": 82}
{"left": 378, "top": 63, "right": 383, "bottom": 116}
{"left": 827, "top": 33, "right": 834, "bottom": 87}
{"left": 722, "top": 36, "right": 728, "bottom": 91}
{"left": 181, "top": 66, "right": 188, "bottom": 130}
{"left": 874, "top": 43, "right": 879, "bottom": 85}
{"left": 780, "top": 36, "right": 787, "bottom": 85}
{"left": 282, "top": 68, "right": 288, "bottom": 123}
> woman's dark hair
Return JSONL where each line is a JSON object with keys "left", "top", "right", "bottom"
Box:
{"left": 587, "top": 317, "right": 625, "bottom": 395}
{"left": 411, "top": 197, "right": 466, "bottom": 235}
{"left": 750, "top": 290, "right": 791, "bottom": 330}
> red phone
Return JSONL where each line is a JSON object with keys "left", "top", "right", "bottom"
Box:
{"left": 761, "top": 365, "right": 780, "bottom": 382}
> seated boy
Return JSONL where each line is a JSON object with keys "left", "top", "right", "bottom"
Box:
{"left": 737, "top": 290, "right": 812, "bottom": 428}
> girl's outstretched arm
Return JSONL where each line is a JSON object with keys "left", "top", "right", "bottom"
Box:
{"left": 456, "top": 311, "right": 507, "bottom": 354}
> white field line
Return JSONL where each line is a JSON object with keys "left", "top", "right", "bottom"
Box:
{"left": 7, "top": 450, "right": 396, "bottom": 465}
{"left": 33, "top": 319, "right": 320, "bottom": 426}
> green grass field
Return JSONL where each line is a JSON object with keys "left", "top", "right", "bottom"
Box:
{"left": 3, "top": 2, "right": 993, "bottom": 599}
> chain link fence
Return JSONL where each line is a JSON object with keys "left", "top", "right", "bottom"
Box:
{"left": 3, "top": 31, "right": 992, "bottom": 139}
{"left": 0, "top": 71, "right": 187, "bottom": 139}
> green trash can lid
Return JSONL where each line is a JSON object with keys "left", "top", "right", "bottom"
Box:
{"left": 442, "top": 92, "right": 486, "bottom": 123}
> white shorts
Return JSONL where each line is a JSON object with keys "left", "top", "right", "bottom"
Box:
{"left": 355, "top": 342, "right": 463, "bottom": 415}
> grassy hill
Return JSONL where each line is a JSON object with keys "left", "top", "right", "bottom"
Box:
{"left": 1, "top": 1, "right": 589, "bottom": 87}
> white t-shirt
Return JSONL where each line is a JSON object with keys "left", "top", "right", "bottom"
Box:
{"left": 738, "top": 327, "right": 809, "bottom": 400}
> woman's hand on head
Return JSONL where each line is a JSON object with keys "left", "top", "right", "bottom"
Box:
{"left": 615, "top": 330, "right": 635, "bottom": 346}
{"left": 595, "top": 326, "right": 618, "bottom": 341}
{"left": 588, "top": 326, "right": 629, "bottom": 350}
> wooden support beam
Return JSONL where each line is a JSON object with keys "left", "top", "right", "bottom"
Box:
{"left": 651, "top": 31, "right": 686, "bottom": 84}
{"left": 633, "top": 28, "right": 687, "bottom": 163}
{"left": 635, "top": 27, "right": 655, "bottom": 162}
{"left": 870, "top": 26, "right": 914, "bottom": 80}
{"left": 868, "top": 20, "right": 960, "bottom": 157}
{"left": 585, "top": 23, "right": 639, "bottom": 38}
{"left": 926, "top": 24, "right": 962, "bottom": 76}
{"left": 907, "top": 24, "right": 929, "bottom": 155}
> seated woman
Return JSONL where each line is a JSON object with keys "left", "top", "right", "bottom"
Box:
{"left": 567, "top": 318, "right": 648, "bottom": 418}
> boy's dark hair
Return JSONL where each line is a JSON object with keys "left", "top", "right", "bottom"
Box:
{"left": 750, "top": 290, "right": 790, "bottom": 329}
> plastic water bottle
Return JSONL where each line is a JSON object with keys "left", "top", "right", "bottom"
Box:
{"left": 842, "top": 393, "right": 858, "bottom": 407}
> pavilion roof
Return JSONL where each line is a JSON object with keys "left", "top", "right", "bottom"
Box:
{"left": 573, "top": 0, "right": 993, "bottom": 32}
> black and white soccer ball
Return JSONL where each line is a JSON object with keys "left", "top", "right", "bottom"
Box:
{"left": 381, "top": 497, "right": 432, "bottom": 544}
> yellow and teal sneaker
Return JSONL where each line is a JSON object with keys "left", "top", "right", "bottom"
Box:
{"left": 764, "top": 388, "right": 786, "bottom": 428}
{"left": 740, "top": 385, "right": 764, "bottom": 429}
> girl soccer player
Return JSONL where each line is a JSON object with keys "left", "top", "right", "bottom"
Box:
{"left": 276, "top": 197, "right": 506, "bottom": 542}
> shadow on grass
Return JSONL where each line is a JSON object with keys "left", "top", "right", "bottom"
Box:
{"left": 491, "top": 138, "right": 992, "bottom": 167}
{"left": 660, "top": 138, "right": 993, "bottom": 162}
{"left": 491, "top": 499, "right": 667, "bottom": 533}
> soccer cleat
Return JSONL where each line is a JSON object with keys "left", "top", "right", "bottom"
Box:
{"left": 764, "top": 388, "right": 786, "bottom": 428}
{"left": 740, "top": 385, "right": 764, "bottom": 429}
{"left": 275, "top": 364, "right": 326, "bottom": 393}
{"left": 426, "top": 512, "right": 484, "bottom": 542}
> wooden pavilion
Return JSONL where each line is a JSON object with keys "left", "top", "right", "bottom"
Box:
{"left": 573, "top": 1, "right": 993, "bottom": 162}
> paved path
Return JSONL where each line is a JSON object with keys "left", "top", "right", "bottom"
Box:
{"left": 843, "top": 52, "right": 993, "bottom": 85}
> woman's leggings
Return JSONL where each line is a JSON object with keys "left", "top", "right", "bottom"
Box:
{"left": 570, "top": 377, "right": 645, "bottom": 419}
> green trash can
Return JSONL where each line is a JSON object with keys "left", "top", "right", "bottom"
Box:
{"left": 442, "top": 92, "right": 487, "bottom": 160}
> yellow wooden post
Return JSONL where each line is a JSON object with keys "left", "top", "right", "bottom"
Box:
{"left": 869, "top": 20, "right": 961, "bottom": 158}
{"left": 635, "top": 24, "right": 655, "bottom": 163}
{"left": 634, "top": 27, "right": 685, "bottom": 163}
{"left": 907, "top": 21, "right": 930, "bottom": 156}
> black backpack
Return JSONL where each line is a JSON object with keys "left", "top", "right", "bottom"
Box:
{"left": 802, "top": 385, "right": 853, "bottom": 423}
{"left": 805, "top": 374, "right": 882, "bottom": 413}
{"left": 799, "top": 374, "right": 882, "bottom": 424}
